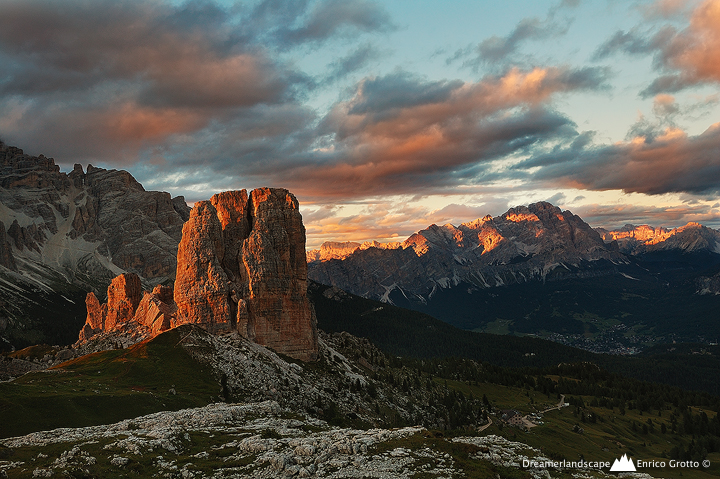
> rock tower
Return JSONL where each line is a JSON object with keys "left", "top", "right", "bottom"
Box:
{"left": 173, "top": 188, "right": 318, "bottom": 361}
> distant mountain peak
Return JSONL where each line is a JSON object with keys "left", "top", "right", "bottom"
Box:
{"left": 597, "top": 222, "right": 720, "bottom": 254}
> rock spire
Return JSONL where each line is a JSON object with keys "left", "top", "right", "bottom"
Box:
{"left": 174, "top": 188, "right": 318, "bottom": 361}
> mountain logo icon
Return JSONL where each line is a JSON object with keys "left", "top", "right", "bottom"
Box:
{"left": 610, "top": 454, "right": 636, "bottom": 472}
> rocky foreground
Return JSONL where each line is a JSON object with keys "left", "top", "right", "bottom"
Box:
{"left": 0, "top": 400, "right": 653, "bottom": 479}
{"left": 0, "top": 324, "right": 661, "bottom": 479}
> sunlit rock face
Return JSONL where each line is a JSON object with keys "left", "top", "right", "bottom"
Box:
{"left": 78, "top": 273, "right": 169, "bottom": 341}
{"left": 173, "top": 200, "right": 233, "bottom": 333}
{"left": 308, "top": 202, "right": 625, "bottom": 300}
{"left": 596, "top": 222, "right": 720, "bottom": 254}
{"left": 174, "top": 188, "right": 318, "bottom": 362}
{"left": 78, "top": 188, "right": 318, "bottom": 362}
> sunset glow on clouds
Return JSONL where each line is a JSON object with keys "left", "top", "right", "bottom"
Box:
{"left": 1, "top": 0, "right": 720, "bottom": 248}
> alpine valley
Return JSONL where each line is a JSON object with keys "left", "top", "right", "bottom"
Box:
{"left": 2, "top": 142, "right": 720, "bottom": 479}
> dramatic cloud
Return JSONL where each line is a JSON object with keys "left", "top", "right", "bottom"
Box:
{"left": 268, "top": 66, "right": 608, "bottom": 200}
{"left": 517, "top": 122, "right": 720, "bottom": 195}
{"left": 0, "top": 0, "right": 393, "bottom": 163}
{"left": 595, "top": 0, "right": 720, "bottom": 95}
{"left": 1, "top": 0, "right": 718, "bottom": 247}
{"left": 133, "top": 65, "right": 608, "bottom": 203}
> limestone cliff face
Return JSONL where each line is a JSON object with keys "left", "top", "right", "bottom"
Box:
{"left": 174, "top": 188, "right": 318, "bottom": 361}
{"left": 78, "top": 273, "right": 175, "bottom": 341}
{"left": 78, "top": 188, "right": 317, "bottom": 362}
{"left": 0, "top": 221, "right": 16, "bottom": 271}
{"left": 0, "top": 140, "right": 189, "bottom": 286}
{"left": 240, "top": 188, "right": 317, "bottom": 361}
{"left": 134, "top": 285, "right": 176, "bottom": 335}
{"left": 104, "top": 273, "right": 142, "bottom": 331}
{"left": 596, "top": 222, "right": 720, "bottom": 254}
{"left": 173, "top": 200, "right": 232, "bottom": 333}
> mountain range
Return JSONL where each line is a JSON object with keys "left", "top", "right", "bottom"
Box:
{"left": 0, "top": 141, "right": 189, "bottom": 348}
{"left": 307, "top": 202, "right": 720, "bottom": 349}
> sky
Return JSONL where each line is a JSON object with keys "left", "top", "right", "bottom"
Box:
{"left": 1, "top": 0, "right": 720, "bottom": 248}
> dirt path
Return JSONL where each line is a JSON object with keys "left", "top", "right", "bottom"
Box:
{"left": 539, "top": 394, "right": 566, "bottom": 413}
{"left": 477, "top": 417, "right": 493, "bottom": 432}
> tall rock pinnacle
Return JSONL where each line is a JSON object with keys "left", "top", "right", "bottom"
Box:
{"left": 174, "top": 188, "right": 318, "bottom": 361}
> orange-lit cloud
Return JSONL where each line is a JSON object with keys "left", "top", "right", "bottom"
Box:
{"left": 1, "top": 0, "right": 719, "bottom": 251}
{"left": 660, "top": 0, "right": 720, "bottom": 86}
{"left": 0, "top": 0, "right": 390, "bottom": 164}
{"left": 519, "top": 121, "right": 720, "bottom": 195}
{"left": 597, "top": 0, "right": 720, "bottom": 95}
{"left": 255, "top": 66, "right": 607, "bottom": 200}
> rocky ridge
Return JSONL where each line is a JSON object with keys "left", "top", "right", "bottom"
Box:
{"left": 0, "top": 141, "right": 189, "bottom": 286}
{"left": 596, "top": 223, "right": 720, "bottom": 255}
{"left": 0, "top": 403, "right": 644, "bottom": 479}
{"left": 308, "top": 202, "right": 626, "bottom": 302}
{"left": 306, "top": 241, "right": 401, "bottom": 263}
{"left": 79, "top": 272, "right": 175, "bottom": 342}
{"left": 11, "top": 323, "right": 489, "bottom": 436}
{"left": 0, "top": 324, "right": 655, "bottom": 479}
{"left": 0, "top": 141, "right": 190, "bottom": 349}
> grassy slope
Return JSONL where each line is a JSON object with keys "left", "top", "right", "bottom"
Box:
{"left": 0, "top": 325, "right": 219, "bottom": 438}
